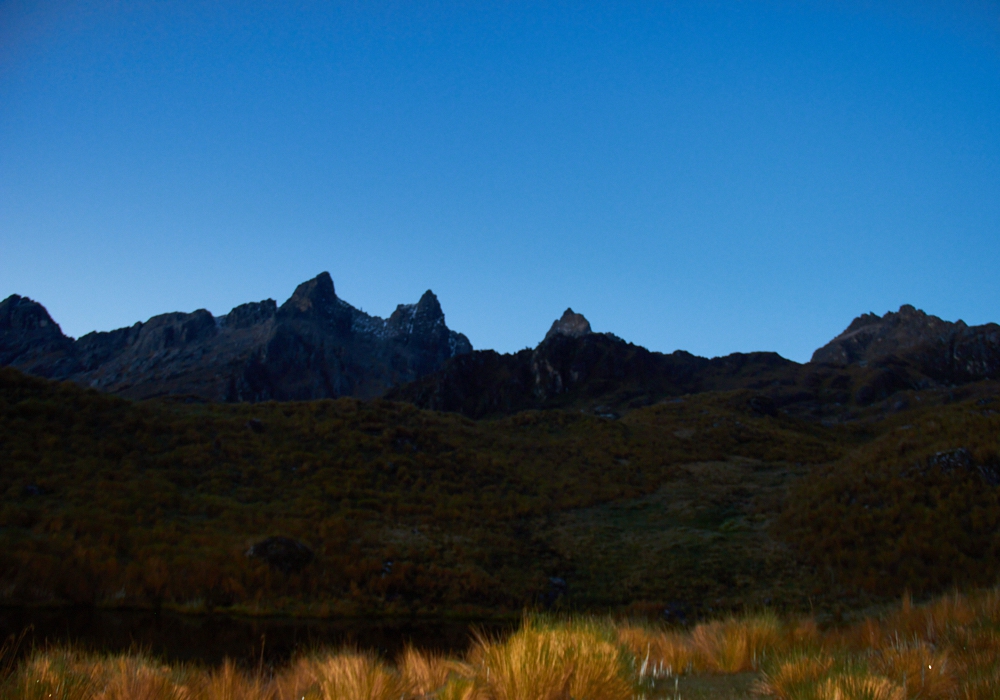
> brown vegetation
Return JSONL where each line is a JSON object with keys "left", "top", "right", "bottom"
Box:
{"left": 0, "top": 367, "right": 841, "bottom": 615}
{"left": 781, "top": 392, "right": 1000, "bottom": 596}
{"left": 6, "top": 591, "right": 1000, "bottom": 699}
{"left": 4, "top": 365, "right": 1000, "bottom": 614}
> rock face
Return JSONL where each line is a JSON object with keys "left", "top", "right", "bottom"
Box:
{"left": 388, "top": 309, "right": 799, "bottom": 418}
{"left": 0, "top": 295, "right": 77, "bottom": 377}
{"left": 391, "top": 304, "right": 1000, "bottom": 419}
{"left": 544, "top": 308, "right": 592, "bottom": 341}
{"left": 0, "top": 273, "right": 472, "bottom": 401}
{"left": 811, "top": 305, "right": 1000, "bottom": 386}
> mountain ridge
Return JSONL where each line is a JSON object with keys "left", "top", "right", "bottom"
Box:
{"left": 4, "top": 285, "right": 1000, "bottom": 416}
{"left": 0, "top": 272, "right": 471, "bottom": 401}
{"left": 389, "top": 305, "right": 1000, "bottom": 419}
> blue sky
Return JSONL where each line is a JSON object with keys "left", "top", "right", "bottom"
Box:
{"left": 1, "top": 1, "right": 998, "bottom": 362}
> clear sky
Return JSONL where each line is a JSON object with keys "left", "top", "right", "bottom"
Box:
{"left": 2, "top": 1, "right": 998, "bottom": 362}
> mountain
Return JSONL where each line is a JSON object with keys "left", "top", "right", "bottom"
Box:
{"left": 812, "top": 304, "right": 1000, "bottom": 382}
{"left": 0, "top": 273, "right": 471, "bottom": 401}
{"left": 387, "top": 310, "right": 801, "bottom": 418}
{"left": 389, "top": 306, "right": 1000, "bottom": 419}
{"left": 6, "top": 282, "right": 999, "bottom": 417}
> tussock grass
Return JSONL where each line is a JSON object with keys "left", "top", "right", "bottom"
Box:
{"left": 618, "top": 611, "right": 818, "bottom": 675}
{"left": 0, "top": 621, "right": 633, "bottom": 700}
{"left": 473, "top": 617, "right": 631, "bottom": 700}
{"left": 8, "top": 589, "right": 1000, "bottom": 699}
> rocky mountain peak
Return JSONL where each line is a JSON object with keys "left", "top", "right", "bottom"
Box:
{"left": 412, "top": 291, "right": 446, "bottom": 334}
{"left": 811, "top": 305, "right": 965, "bottom": 366}
{"left": 544, "top": 308, "right": 592, "bottom": 341}
{"left": 281, "top": 272, "right": 337, "bottom": 316}
{"left": 0, "top": 294, "right": 74, "bottom": 373}
{"left": 415, "top": 290, "right": 443, "bottom": 318}
{"left": 0, "top": 274, "right": 473, "bottom": 402}
{"left": 386, "top": 290, "right": 463, "bottom": 357}
{"left": 0, "top": 295, "right": 64, "bottom": 336}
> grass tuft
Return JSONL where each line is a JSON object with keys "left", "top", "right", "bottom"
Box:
{"left": 6, "top": 589, "right": 1000, "bottom": 700}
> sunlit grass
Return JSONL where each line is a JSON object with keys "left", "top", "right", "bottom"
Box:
{"left": 7, "top": 588, "right": 1000, "bottom": 699}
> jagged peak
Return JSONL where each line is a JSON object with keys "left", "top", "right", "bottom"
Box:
{"left": 811, "top": 304, "right": 962, "bottom": 365}
{"left": 0, "top": 294, "right": 65, "bottom": 336}
{"left": 281, "top": 272, "right": 337, "bottom": 315}
{"left": 387, "top": 290, "right": 448, "bottom": 338}
{"left": 544, "top": 308, "right": 592, "bottom": 341}
{"left": 415, "top": 290, "right": 444, "bottom": 320}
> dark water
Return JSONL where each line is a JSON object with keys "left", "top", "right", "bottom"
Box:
{"left": 0, "top": 607, "right": 515, "bottom": 668}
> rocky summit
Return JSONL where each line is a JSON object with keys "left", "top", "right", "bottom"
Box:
{"left": 387, "top": 309, "right": 800, "bottom": 418}
{"left": 0, "top": 273, "right": 471, "bottom": 401}
{"left": 6, "top": 285, "right": 1000, "bottom": 418}
{"left": 811, "top": 305, "right": 1000, "bottom": 391}
{"left": 390, "top": 305, "right": 1000, "bottom": 420}
{"left": 544, "top": 308, "right": 592, "bottom": 340}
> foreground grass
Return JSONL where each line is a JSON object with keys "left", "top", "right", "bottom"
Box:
{"left": 6, "top": 589, "right": 1000, "bottom": 699}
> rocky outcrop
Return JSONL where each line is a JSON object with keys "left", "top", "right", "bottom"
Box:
{"left": 0, "top": 273, "right": 471, "bottom": 402}
{"left": 544, "top": 308, "right": 592, "bottom": 341}
{"left": 391, "top": 305, "right": 1000, "bottom": 419}
{"left": 388, "top": 309, "right": 800, "bottom": 418}
{"left": 0, "top": 295, "right": 77, "bottom": 377}
{"left": 247, "top": 537, "right": 314, "bottom": 574}
{"left": 811, "top": 305, "right": 1000, "bottom": 389}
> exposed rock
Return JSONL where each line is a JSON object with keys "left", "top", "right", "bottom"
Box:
{"left": 0, "top": 295, "right": 76, "bottom": 377}
{"left": 807, "top": 305, "right": 1000, "bottom": 407}
{"left": 929, "top": 447, "right": 975, "bottom": 472}
{"left": 0, "top": 273, "right": 472, "bottom": 402}
{"left": 388, "top": 327, "right": 800, "bottom": 419}
{"left": 903, "top": 447, "right": 1000, "bottom": 486}
{"left": 222, "top": 300, "right": 277, "bottom": 330}
{"left": 246, "top": 536, "right": 314, "bottom": 574}
{"left": 544, "top": 308, "right": 592, "bottom": 341}
{"left": 812, "top": 305, "right": 1000, "bottom": 384}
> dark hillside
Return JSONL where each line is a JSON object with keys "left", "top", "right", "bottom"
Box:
{"left": 780, "top": 382, "right": 1000, "bottom": 596}
{"left": 0, "top": 367, "right": 843, "bottom": 616}
{"left": 5, "top": 319, "right": 1000, "bottom": 615}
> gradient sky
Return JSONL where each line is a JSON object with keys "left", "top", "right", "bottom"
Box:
{"left": 2, "top": 1, "right": 998, "bottom": 362}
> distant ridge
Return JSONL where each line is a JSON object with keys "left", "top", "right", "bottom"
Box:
{"left": 388, "top": 306, "right": 1000, "bottom": 419}
{"left": 811, "top": 304, "right": 1000, "bottom": 382}
{"left": 4, "top": 286, "right": 1000, "bottom": 415}
{"left": 0, "top": 272, "right": 471, "bottom": 401}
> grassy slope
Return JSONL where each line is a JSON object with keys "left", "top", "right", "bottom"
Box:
{"left": 537, "top": 459, "right": 814, "bottom": 613}
{"left": 0, "top": 368, "right": 841, "bottom": 616}
{"left": 781, "top": 386, "right": 1000, "bottom": 596}
{"left": 3, "top": 367, "right": 1000, "bottom": 617}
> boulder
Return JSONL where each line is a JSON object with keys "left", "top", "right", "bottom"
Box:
{"left": 247, "top": 536, "right": 314, "bottom": 574}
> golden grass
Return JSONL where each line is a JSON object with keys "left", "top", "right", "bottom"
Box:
{"left": 619, "top": 611, "right": 818, "bottom": 675}
{"left": 398, "top": 646, "right": 475, "bottom": 699}
{"left": 473, "top": 618, "right": 632, "bottom": 700}
{"left": 8, "top": 588, "right": 1000, "bottom": 700}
